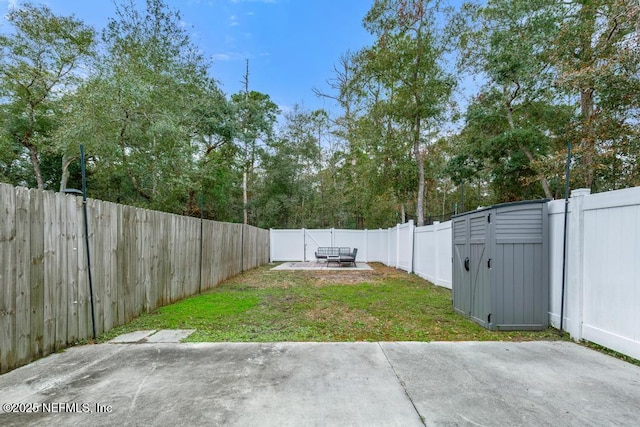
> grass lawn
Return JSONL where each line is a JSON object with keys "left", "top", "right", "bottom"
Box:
{"left": 99, "top": 263, "right": 563, "bottom": 343}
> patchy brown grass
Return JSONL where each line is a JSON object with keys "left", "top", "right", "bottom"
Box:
{"left": 308, "top": 270, "right": 382, "bottom": 286}
{"left": 101, "top": 262, "right": 564, "bottom": 343}
{"left": 305, "top": 305, "right": 379, "bottom": 326}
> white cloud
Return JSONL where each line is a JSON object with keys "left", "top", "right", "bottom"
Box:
{"left": 1, "top": 0, "right": 18, "bottom": 9}
{"left": 211, "top": 51, "right": 251, "bottom": 62}
{"left": 212, "top": 53, "right": 232, "bottom": 61}
{"left": 211, "top": 51, "right": 267, "bottom": 62}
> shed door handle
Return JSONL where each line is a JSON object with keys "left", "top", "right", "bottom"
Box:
{"left": 464, "top": 257, "right": 470, "bottom": 271}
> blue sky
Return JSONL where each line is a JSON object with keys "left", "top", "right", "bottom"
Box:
{"left": 0, "top": 0, "right": 377, "bottom": 116}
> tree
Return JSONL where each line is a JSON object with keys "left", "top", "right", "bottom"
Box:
{"left": 0, "top": 3, "right": 95, "bottom": 189}
{"left": 356, "top": 0, "right": 455, "bottom": 226}
{"left": 56, "top": 0, "right": 227, "bottom": 213}
{"left": 455, "top": 0, "right": 568, "bottom": 199}
{"left": 315, "top": 51, "right": 375, "bottom": 227}
{"left": 448, "top": 91, "right": 572, "bottom": 202}
{"left": 550, "top": 0, "right": 640, "bottom": 190}
{"left": 454, "top": 0, "right": 640, "bottom": 198}
{"left": 231, "top": 65, "right": 279, "bottom": 225}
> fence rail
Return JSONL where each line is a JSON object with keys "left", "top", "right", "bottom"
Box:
{"left": 0, "top": 183, "right": 269, "bottom": 373}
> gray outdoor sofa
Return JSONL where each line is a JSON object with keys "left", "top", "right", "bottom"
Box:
{"left": 314, "top": 247, "right": 358, "bottom": 266}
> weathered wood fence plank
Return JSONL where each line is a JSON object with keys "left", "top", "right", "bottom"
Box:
{"left": 42, "top": 191, "right": 56, "bottom": 356}
{"left": 29, "top": 189, "right": 45, "bottom": 361}
{"left": 15, "top": 187, "right": 31, "bottom": 367}
{"left": 0, "top": 184, "right": 269, "bottom": 373}
{"left": 54, "top": 193, "right": 67, "bottom": 350}
{"left": 115, "top": 204, "right": 125, "bottom": 326}
{"left": 65, "top": 195, "right": 79, "bottom": 345}
{"left": 0, "top": 184, "right": 17, "bottom": 374}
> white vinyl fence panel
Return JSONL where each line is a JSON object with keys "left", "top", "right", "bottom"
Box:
{"left": 270, "top": 229, "right": 304, "bottom": 261}
{"left": 435, "top": 222, "right": 453, "bottom": 288}
{"left": 366, "top": 229, "right": 390, "bottom": 264}
{"left": 414, "top": 222, "right": 452, "bottom": 289}
{"left": 549, "top": 187, "right": 640, "bottom": 361}
{"left": 334, "top": 229, "right": 368, "bottom": 261}
{"left": 579, "top": 188, "right": 640, "bottom": 360}
{"left": 396, "top": 221, "right": 415, "bottom": 272}
{"left": 548, "top": 199, "right": 567, "bottom": 329}
{"left": 388, "top": 226, "right": 399, "bottom": 268}
{"left": 303, "top": 229, "right": 332, "bottom": 262}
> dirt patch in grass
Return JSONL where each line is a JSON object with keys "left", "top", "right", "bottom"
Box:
{"left": 228, "top": 264, "right": 383, "bottom": 288}
{"left": 308, "top": 270, "right": 382, "bottom": 286}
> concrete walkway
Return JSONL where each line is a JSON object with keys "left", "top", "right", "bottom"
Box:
{"left": 1, "top": 339, "right": 639, "bottom": 426}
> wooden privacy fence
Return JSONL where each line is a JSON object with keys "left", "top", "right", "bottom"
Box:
{"left": 0, "top": 183, "right": 270, "bottom": 373}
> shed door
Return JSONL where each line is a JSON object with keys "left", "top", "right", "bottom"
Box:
{"left": 469, "top": 213, "right": 490, "bottom": 327}
{"left": 452, "top": 216, "right": 470, "bottom": 315}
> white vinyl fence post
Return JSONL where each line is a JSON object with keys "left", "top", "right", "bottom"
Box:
{"left": 302, "top": 228, "right": 306, "bottom": 262}
{"left": 434, "top": 221, "right": 440, "bottom": 285}
{"left": 364, "top": 229, "right": 368, "bottom": 262}
{"left": 566, "top": 188, "right": 590, "bottom": 340}
{"left": 269, "top": 229, "right": 273, "bottom": 262}
{"left": 409, "top": 220, "right": 415, "bottom": 273}
{"left": 396, "top": 224, "right": 400, "bottom": 268}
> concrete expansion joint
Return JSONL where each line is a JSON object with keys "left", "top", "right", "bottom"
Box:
{"left": 378, "top": 343, "right": 426, "bottom": 427}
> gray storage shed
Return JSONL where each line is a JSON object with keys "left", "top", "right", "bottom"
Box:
{"left": 452, "top": 200, "right": 549, "bottom": 330}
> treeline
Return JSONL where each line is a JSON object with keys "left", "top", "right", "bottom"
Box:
{"left": 1, "top": 0, "right": 639, "bottom": 229}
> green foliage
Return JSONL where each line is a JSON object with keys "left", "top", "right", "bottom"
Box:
{"left": 51, "top": 0, "right": 236, "bottom": 215}
{"left": 231, "top": 88, "right": 280, "bottom": 224}
{"left": 1, "top": 0, "right": 638, "bottom": 227}
{"left": 0, "top": 2, "right": 96, "bottom": 189}
{"left": 252, "top": 106, "right": 323, "bottom": 229}
{"left": 348, "top": 0, "right": 456, "bottom": 225}
{"left": 450, "top": 0, "right": 640, "bottom": 200}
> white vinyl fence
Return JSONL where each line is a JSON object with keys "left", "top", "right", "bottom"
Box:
{"left": 548, "top": 187, "right": 640, "bottom": 361}
{"left": 271, "top": 185, "right": 640, "bottom": 361}
{"left": 413, "top": 221, "right": 452, "bottom": 288}
{"left": 270, "top": 220, "right": 453, "bottom": 289}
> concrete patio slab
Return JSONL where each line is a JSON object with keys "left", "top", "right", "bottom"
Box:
{"left": 380, "top": 341, "right": 640, "bottom": 426}
{"left": 1, "top": 341, "right": 639, "bottom": 426}
{"left": 271, "top": 261, "right": 373, "bottom": 271}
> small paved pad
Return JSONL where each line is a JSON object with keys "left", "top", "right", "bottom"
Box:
{"left": 271, "top": 261, "right": 373, "bottom": 271}
{"left": 107, "top": 330, "right": 157, "bottom": 343}
{"left": 108, "top": 330, "right": 195, "bottom": 344}
{"left": 144, "top": 330, "right": 195, "bottom": 343}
